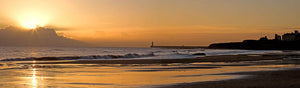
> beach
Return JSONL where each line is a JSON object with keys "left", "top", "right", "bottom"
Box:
{"left": 1, "top": 52, "right": 300, "bottom": 88}
{"left": 161, "top": 68, "right": 300, "bottom": 88}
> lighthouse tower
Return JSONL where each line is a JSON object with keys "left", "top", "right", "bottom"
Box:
{"left": 151, "top": 42, "right": 154, "bottom": 47}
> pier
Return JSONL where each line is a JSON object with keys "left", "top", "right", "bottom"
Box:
{"left": 150, "top": 42, "right": 208, "bottom": 49}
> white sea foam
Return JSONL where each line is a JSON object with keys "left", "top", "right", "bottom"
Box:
{"left": 0, "top": 46, "right": 282, "bottom": 61}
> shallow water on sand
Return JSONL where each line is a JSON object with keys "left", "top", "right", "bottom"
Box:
{"left": 0, "top": 60, "right": 298, "bottom": 88}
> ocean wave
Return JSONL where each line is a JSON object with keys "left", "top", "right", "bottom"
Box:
{"left": 0, "top": 53, "right": 155, "bottom": 61}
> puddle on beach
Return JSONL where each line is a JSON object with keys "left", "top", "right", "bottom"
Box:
{"left": 0, "top": 60, "right": 298, "bottom": 88}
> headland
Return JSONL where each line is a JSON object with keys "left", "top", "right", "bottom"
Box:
{"left": 209, "top": 30, "right": 300, "bottom": 50}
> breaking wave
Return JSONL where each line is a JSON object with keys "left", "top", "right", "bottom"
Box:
{"left": 0, "top": 53, "right": 155, "bottom": 61}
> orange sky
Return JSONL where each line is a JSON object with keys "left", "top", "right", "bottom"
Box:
{"left": 0, "top": 0, "right": 300, "bottom": 47}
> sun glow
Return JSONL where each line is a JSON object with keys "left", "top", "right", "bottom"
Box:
{"left": 20, "top": 16, "right": 47, "bottom": 29}
{"left": 14, "top": 11, "right": 50, "bottom": 29}
{"left": 23, "top": 21, "right": 38, "bottom": 29}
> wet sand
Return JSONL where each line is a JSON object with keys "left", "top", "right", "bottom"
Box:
{"left": 2, "top": 54, "right": 300, "bottom": 88}
{"left": 160, "top": 68, "right": 300, "bottom": 88}
{"left": 155, "top": 54, "right": 300, "bottom": 88}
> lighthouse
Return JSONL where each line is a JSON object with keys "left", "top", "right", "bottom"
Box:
{"left": 151, "top": 42, "right": 154, "bottom": 47}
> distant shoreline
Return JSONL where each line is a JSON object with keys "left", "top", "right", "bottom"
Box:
{"left": 151, "top": 45, "right": 208, "bottom": 49}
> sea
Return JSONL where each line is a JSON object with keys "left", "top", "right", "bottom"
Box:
{"left": 0, "top": 46, "right": 283, "bottom": 61}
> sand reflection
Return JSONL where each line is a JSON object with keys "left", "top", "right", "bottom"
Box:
{"left": 32, "top": 68, "right": 37, "bottom": 88}
{"left": 31, "top": 61, "right": 38, "bottom": 88}
{"left": 0, "top": 60, "right": 298, "bottom": 88}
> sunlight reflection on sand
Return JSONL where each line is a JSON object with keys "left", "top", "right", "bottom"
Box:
{"left": 32, "top": 68, "right": 37, "bottom": 88}
{"left": 0, "top": 60, "right": 298, "bottom": 88}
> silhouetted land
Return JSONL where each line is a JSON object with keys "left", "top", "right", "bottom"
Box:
{"left": 209, "top": 40, "right": 300, "bottom": 50}
{"left": 209, "top": 30, "right": 300, "bottom": 50}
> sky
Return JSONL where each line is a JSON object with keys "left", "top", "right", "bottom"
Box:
{"left": 0, "top": 0, "right": 300, "bottom": 47}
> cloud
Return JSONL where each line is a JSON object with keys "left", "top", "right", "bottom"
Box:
{"left": 0, "top": 26, "right": 89, "bottom": 47}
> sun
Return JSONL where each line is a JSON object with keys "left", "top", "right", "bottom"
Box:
{"left": 23, "top": 20, "right": 38, "bottom": 29}
{"left": 16, "top": 12, "right": 49, "bottom": 29}
{"left": 19, "top": 17, "right": 47, "bottom": 29}
{"left": 18, "top": 14, "right": 48, "bottom": 29}
{"left": 20, "top": 18, "right": 46, "bottom": 29}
